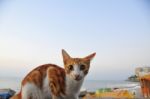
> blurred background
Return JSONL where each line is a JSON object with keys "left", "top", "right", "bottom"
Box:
{"left": 0, "top": 0, "right": 150, "bottom": 80}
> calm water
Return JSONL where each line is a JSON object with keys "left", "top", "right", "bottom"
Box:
{"left": 0, "top": 77, "right": 21, "bottom": 92}
{"left": 0, "top": 77, "right": 139, "bottom": 92}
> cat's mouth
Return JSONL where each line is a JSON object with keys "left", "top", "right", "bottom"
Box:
{"left": 75, "top": 77, "right": 82, "bottom": 81}
{"left": 70, "top": 74, "right": 82, "bottom": 81}
{"left": 74, "top": 76, "right": 82, "bottom": 81}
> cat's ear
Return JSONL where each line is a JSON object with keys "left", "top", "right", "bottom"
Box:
{"left": 62, "top": 49, "right": 71, "bottom": 64}
{"left": 84, "top": 52, "right": 96, "bottom": 61}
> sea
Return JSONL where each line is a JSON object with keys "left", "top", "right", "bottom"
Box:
{"left": 0, "top": 77, "right": 140, "bottom": 92}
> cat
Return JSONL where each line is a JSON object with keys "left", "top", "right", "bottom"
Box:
{"left": 10, "top": 49, "right": 96, "bottom": 99}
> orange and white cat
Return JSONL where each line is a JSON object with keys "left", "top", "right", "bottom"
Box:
{"left": 11, "top": 49, "right": 96, "bottom": 99}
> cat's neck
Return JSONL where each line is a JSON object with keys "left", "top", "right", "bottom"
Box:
{"left": 65, "top": 74, "right": 84, "bottom": 95}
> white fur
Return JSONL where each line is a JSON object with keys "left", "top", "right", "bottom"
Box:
{"left": 22, "top": 75, "right": 52, "bottom": 99}
{"left": 73, "top": 64, "right": 81, "bottom": 75}
{"left": 65, "top": 74, "right": 84, "bottom": 99}
{"left": 72, "top": 65, "right": 84, "bottom": 77}
{"left": 22, "top": 83, "right": 43, "bottom": 99}
{"left": 42, "top": 75, "right": 52, "bottom": 99}
{"left": 70, "top": 64, "right": 85, "bottom": 79}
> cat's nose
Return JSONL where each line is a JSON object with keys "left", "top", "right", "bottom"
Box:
{"left": 74, "top": 74, "right": 80, "bottom": 79}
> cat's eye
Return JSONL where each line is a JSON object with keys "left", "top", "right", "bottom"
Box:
{"left": 68, "top": 65, "right": 74, "bottom": 71}
{"left": 80, "top": 64, "right": 85, "bottom": 70}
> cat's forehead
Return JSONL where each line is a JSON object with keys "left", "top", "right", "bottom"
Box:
{"left": 71, "top": 58, "right": 82, "bottom": 62}
{"left": 67, "top": 58, "right": 85, "bottom": 64}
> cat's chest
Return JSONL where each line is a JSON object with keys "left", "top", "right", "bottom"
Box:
{"left": 65, "top": 75, "right": 83, "bottom": 96}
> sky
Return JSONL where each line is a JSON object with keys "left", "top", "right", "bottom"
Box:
{"left": 0, "top": 0, "right": 150, "bottom": 80}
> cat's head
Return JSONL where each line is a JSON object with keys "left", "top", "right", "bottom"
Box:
{"left": 62, "top": 49, "right": 96, "bottom": 81}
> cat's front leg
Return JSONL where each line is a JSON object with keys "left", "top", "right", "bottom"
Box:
{"left": 71, "top": 96, "right": 79, "bottom": 99}
{"left": 52, "top": 95, "right": 57, "bottom": 99}
{"left": 52, "top": 95, "right": 63, "bottom": 99}
{"left": 66, "top": 95, "right": 78, "bottom": 99}
{"left": 73, "top": 95, "right": 79, "bottom": 99}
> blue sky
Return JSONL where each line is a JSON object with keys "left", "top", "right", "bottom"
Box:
{"left": 0, "top": 0, "right": 150, "bottom": 80}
